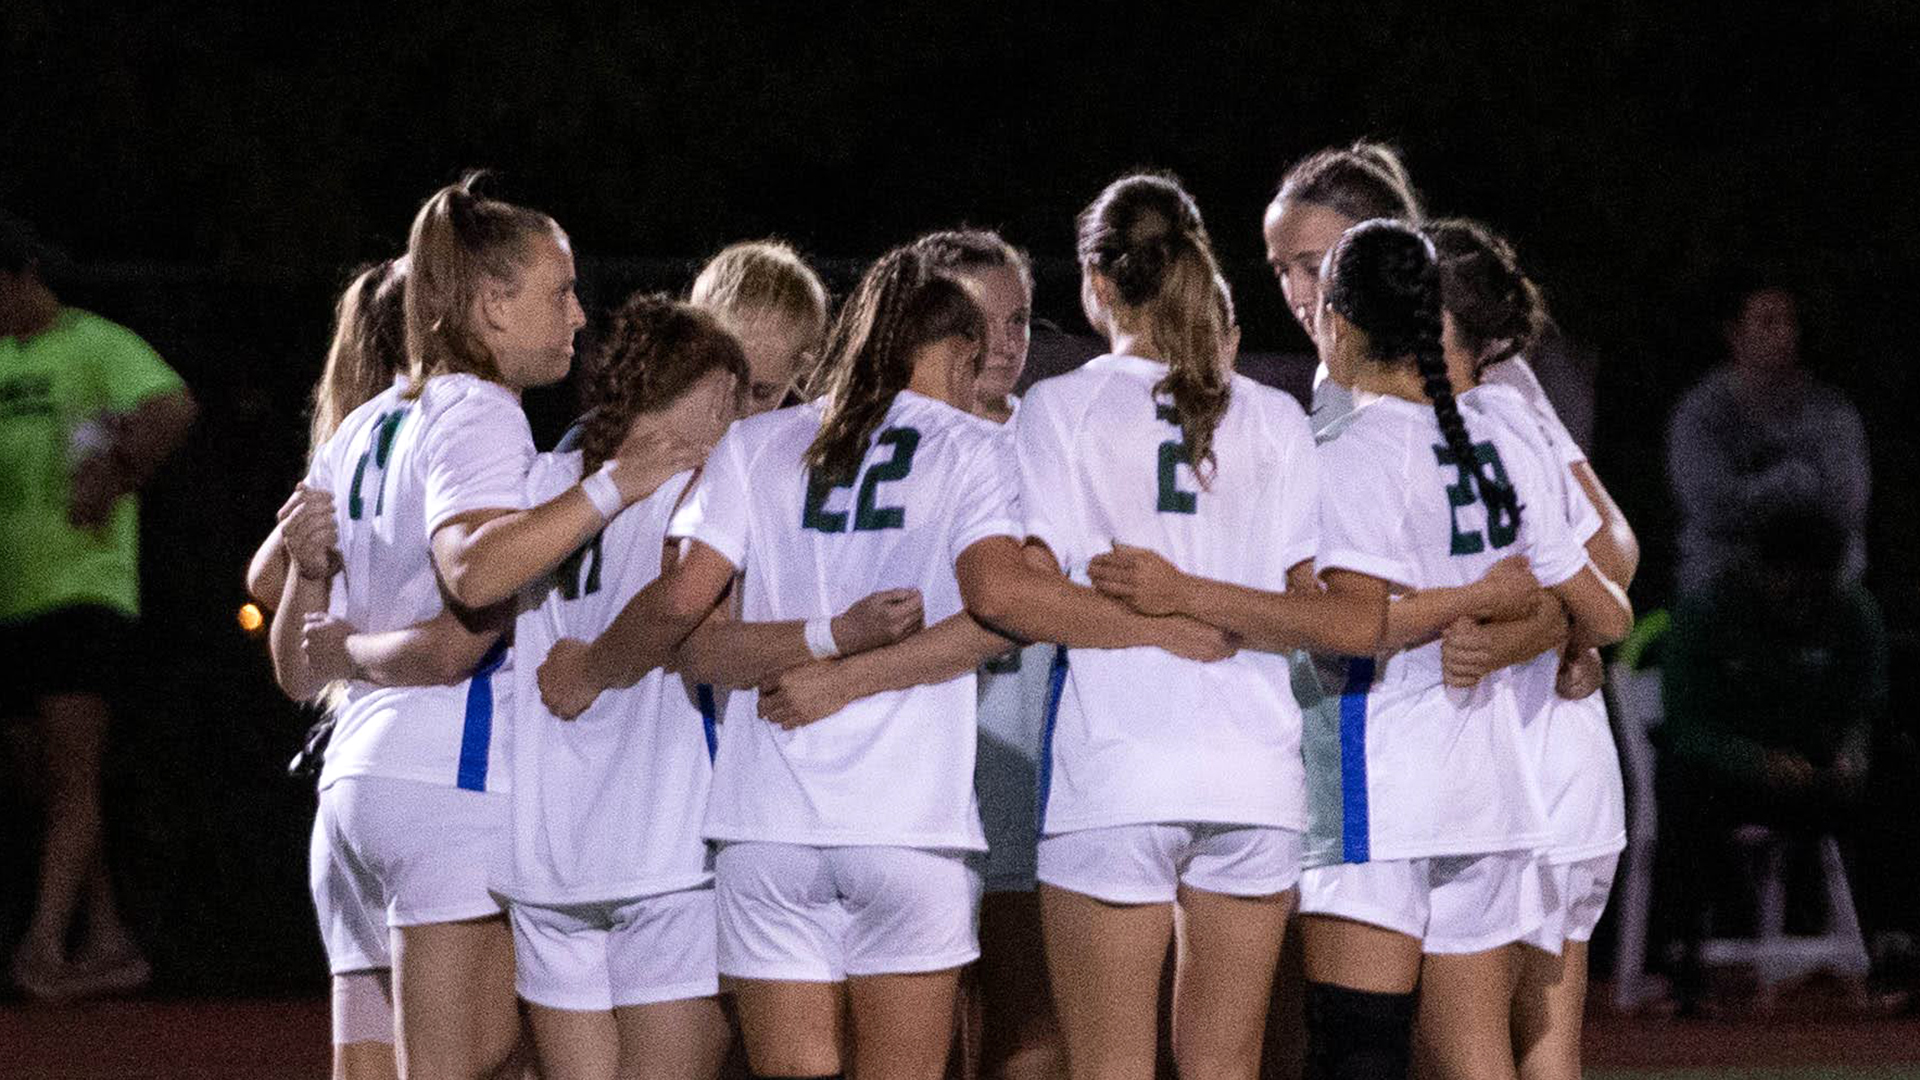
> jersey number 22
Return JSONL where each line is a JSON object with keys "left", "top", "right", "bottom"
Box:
{"left": 802, "top": 427, "right": 920, "bottom": 534}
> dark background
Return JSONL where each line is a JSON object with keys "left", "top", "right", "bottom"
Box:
{"left": 3, "top": 3, "right": 1916, "bottom": 992}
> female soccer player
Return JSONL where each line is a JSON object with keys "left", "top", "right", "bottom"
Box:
{"left": 1291, "top": 219, "right": 1631, "bottom": 1080}
{"left": 690, "top": 239, "right": 831, "bottom": 414}
{"left": 1014, "top": 172, "right": 1386, "bottom": 1080}
{"left": 269, "top": 174, "right": 699, "bottom": 1080}
{"left": 1263, "top": 143, "right": 1423, "bottom": 434}
{"left": 498, "top": 295, "right": 748, "bottom": 1080}
{"left": 913, "top": 227, "right": 1062, "bottom": 1080}
{"left": 544, "top": 244, "right": 1229, "bottom": 1080}
{"left": 1425, "top": 219, "right": 1635, "bottom": 1080}
{"left": 250, "top": 256, "right": 411, "bottom": 1080}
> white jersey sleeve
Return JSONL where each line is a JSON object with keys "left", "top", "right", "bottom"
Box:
{"left": 1013, "top": 380, "right": 1088, "bottom": 571}
{"left": 951, "top": 431, "right": 1022, "bottom": 561}
{"left": 1316, "top": 434, "right": 1416, "bottom": 590}
{"left": 1263, "top": 401, "right": 1321, "bottom": 584}
{"left": 421, "top": 381, "right": 536, "bottom": 534}
{"left": 1481, "top": 357, "right": 1585, "bottom": 467}
{"left": 669, "top": 421, "right": 753, "bottom": 569}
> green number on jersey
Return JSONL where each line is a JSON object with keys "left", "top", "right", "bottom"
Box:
{"left": 1155, "top": 404, "right": 1197, "bottom": 514}
{"left": 802, "top": 427, "right": 921, "bottom": 534}
{"left": 557, "top": 532, "right": 605, "bottom": 600}
{"left": 1432, "top": 441, "right": 1518, "bottom": 555}
{"left": 347, "top": 409, "right": 408, "bottom": 520}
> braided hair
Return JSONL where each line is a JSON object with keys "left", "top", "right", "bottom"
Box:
{"left": 803, "top": 247, "right": 986, "bottom": 480}
{"left": 577, "top": 294, "right": 749, "bottom": 474}
{"left": 1324, "top": 219, "right": 1521, "bottom": 530}
{"left": 1427, "top": 218, "right": 1547, "bottom": 377}
{"left": 309, "top": 256, "right": 408, "bottom": 460}
{"left": 1077, "top": 172, "right": 1234, "bottom": 484}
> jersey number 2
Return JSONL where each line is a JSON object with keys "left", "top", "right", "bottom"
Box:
{"left": 802, "top": 427, "right": 921, "bottom": 534}
{"left": 1155, "top": 404, "right": 1197, "bottom": 515}
{"left": 347, "top": 409, "right": 408, "bottom": 520}
{"left": 1433, "top": 441, "right": 1517, "bottom": 555}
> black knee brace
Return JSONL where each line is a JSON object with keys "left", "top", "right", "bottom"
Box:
{"left": 1303, "top": 980, "right": 1418, "bottom": 1080}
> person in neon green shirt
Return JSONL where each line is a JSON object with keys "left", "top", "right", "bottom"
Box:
{"left": 0, "top": 212, "right": 196, "bottom": 999}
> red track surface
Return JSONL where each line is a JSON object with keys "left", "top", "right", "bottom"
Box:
{"left": 2, "top": 995, "right": 1915, "bottom": 1079}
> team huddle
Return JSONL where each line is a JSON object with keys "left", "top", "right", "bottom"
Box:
{"left": 251, "top": 144, "right": 1637, "bottom": 1080}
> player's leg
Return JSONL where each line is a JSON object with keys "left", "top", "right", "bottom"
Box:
{"left": 1037, "top": 826, "right": 1181, "bottom": 1080}
{"left": 838, "top": 846, "right": 980, "bottom": 1080}
{"left": 715, "top": 842, "right": 848, "bottom": 1077}
{"left": 512, "top": 901, "right": 620, "bottom": 1080}
{"left": 1414, "top": 853, "right": 1540, "bottom": 1080}
{"left": 333, "top": 970, "right": 400, "bottom": 1080}
{"left": 1171, "top": 886, "right": 1293, "bottom": 1080}
{"left": 1511, "top": 856, "right": 1611, "bottom": 1080}
{"left": 313, "top": 797, "right": 399, "bottom": 1080}
{"left": 608, "top": 889, "right": 731, "bottom": 1080}
{"left": 1298, "top": 862, "right": 1429, "bottom": 1080}
{"left": 1169, "top": 827, "right": 1302, "bottom": 1080}
{"left": 1413, "top": 948, "right": 1521, "bottom": 1080}
{"left": 348, "top": 778, "right": 517, "bottom": 1080}
{"left": 976, "top": 889, "right": 1065, "bottom": 1080}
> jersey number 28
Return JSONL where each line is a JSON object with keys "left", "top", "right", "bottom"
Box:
{"left": 1433, "top": 441, "right": 1517, "bottom": 555}
{"left": 802, "top": 427, "right": 921, "bottom": 534}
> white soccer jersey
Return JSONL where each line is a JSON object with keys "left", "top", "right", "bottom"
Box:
{"left": 1016, "top": 354, "right": 1320, "bottom": 835}
{"left": 1476, "top": 363, "right": 1627, "bottom": 862}
{"left": 306, "top": 373, "right": 530, "bottom": 794}
{"left": 1307, "top": 384, "right": 1590, "bottom": 865}
{"left": 1310, "top": 361, "right": 1356, "bottom": 437}
{"left": 669, "top": 391, "right": 1020, "bottom": 850}
{"left": 501, "top": 454, "right": 714, "bottom": 905}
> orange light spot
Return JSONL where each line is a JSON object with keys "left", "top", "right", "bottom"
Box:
{"left": 237, "top": 603, "right": 265, "bottom": 633}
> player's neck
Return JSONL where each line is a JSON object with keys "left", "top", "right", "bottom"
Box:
{"left": 1351, "top": 364, "right": 1428, "bottom": 405}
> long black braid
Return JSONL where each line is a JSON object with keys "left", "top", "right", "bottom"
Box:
{"left": 1325, "top": 219, "right": 1521, "bottom": 531}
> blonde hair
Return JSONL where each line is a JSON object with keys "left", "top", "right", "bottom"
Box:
{"left": 309, "top": 257, "right": 408, "bottom": 460}
{"left": 690, "top": 239, "right": 828, "bottom": 335}
{"left": 402, "top": 171, "right": 558, "bottom": 395}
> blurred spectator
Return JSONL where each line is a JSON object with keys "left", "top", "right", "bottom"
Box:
{"left": 0, "top": 211, "right": 196, "bottom": 998}
{"left": 1655, "top": 509, "right": 1885, "bottom": 1006}
{"left": 1666, "top": 283, "right": 1869, "bottom": 598}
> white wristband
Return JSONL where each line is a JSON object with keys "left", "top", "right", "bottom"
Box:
{"left": 580, "top": 465, "right": 623, "bottom": 523}
{"left": 804, "top": 617, "right": 840, "bottom": 660}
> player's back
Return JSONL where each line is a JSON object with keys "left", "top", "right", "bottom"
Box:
{"left": 676, "top": 391, "right": 1019, "bottom": 850}
{"left": 1017, "top": 354, "right": 1320, "bottom": 834}
{"left": 504, "top": 452, "right": 712, "bottom": 903}
{"left": 311, "top": 373, "right": 532, "bottom": 793}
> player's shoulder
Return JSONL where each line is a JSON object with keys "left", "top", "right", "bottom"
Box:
{"left": 524, "top": 448, "right": 584, "bottom": 503}
{"left": 1228, "top": 373, "right": 1311, "bottom": 433}
{"left": 723, "top": 399, "right": 822, "bottom": 461}
{"left": 415, "top": 372, "right": 518, "bottom": 417}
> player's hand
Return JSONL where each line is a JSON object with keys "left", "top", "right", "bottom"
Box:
{"left": 537, "top": 638, "right": 603, "bottom": 720}
{"left": 1441, "top": 617, "right": 1498, "bottom": 688}
{"left": 280, "top": 484, "right": 340, "bottom": 581}
{"left": 1467, "top": 555, "right": 1540, "bottom": 622}
{"left": 301, "top": 613, "right": 358, "bottom": 684}
{"left": 832, "top": 588, "right": 923, "bottom": 655}
{"left": 607, "top": 427, "right": 710, "bottom": 505}
{"left": 1555, "top": 646, "right": 1604, "bottom": 700}
{"left": 758, "top": 661, "right": 853, "bottom": 730}
{"left": 1089, "top": 542, "right": 1191, "bottom": 617}
{"left": 1154, "top": 615, "right": 1236, "bottom": 663}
